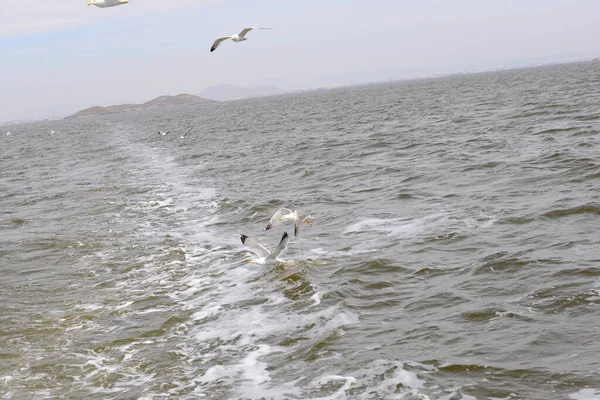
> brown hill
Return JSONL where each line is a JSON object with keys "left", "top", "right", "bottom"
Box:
{"left": 67, "top": 94, "right": 214, "bottom": 118}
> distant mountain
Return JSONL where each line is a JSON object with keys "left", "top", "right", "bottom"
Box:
{"left": 198, "top": 84, "right": 287, "bottom": 101}
{"left": 141, "top": 94, "right": 212, "bottom": 108}
{"left": 66, "top": 94, "right": 214, "bottom": 118}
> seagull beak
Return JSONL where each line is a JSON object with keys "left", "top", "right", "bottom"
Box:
{"left": 87, "top": 1, "right": 93, "bottom": 5}
{"left": 279, "top": 217, "right": 285, "bottom": 221}
{"left": 248, "top": 260, "right": 254, "bottom": 264}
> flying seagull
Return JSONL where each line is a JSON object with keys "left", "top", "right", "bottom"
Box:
{"left": 240, "top": 232, "right": 289, "bottom": 265}
{"left": 88, "top": 0, "right": 130, "bottom": 7}
{"left": 210, "top": 27, "right": 273, "bottom": 52}
{"left": 265, "top": 208, "right": 312, "bottom": 237}
{"left": 180, "top": 128, "right": 193, "bottom": 139}
{"left": 158, "top": 131, "right": 169, "bottom": 136}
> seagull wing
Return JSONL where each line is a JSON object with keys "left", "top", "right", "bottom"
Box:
{"left": 265, "top": 208, "right": 293, "bottom": 231}
{"left": 294, "top": 210, "right": 311, "bottom": 237}
{"left": 238, "top": 27, "right": 273, "bottom": 38}
{"left": 240, "top": 234, "right": 271, "bottom": 259}
{"left": 182, "top": 128, "right": 192, "bottom": 137}
{"left": 211, "top": 36, "right": 232, "bottom": 52}
{"left": 266, "top": 232, "right": 289, "bottom": 261}
{"left": 237, "top": 27, "right": 256, "bottom": 38}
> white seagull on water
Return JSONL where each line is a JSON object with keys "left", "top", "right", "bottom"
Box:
{"left": 180, "top": 128, "right": 192, "bottom": 139}
{"left": 240, "top": 232, "right": 289, "bottom": 265}
{"left": 88, "top": 0, "right": 130, "bottom": 7}
{"left": 265, "top": 208, "right": 312, "bottom": 237}
{"left": 210, "top": 27, "right": 273, "bottom": 52}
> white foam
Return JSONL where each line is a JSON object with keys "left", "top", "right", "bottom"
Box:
{"left": 136, "top": 307, "right": 165, "bottom": 315}
{"left": 436, "top": 392, "right": 476, "bottom": 400}
{"left": 345, "top": 359, "right": 433, "bottom": 399}
{"left": 311, "top": 291, "right": 321, "bottom": 306}
{"left": 199, "top": 344, "right": 274, "bottom": 384}
{"left": 311, "top": 375, "right": 357, "bottom": 400}
{"left": 344, "top": 217, "right": 420, "bottom": 235}
{"left": 323, "top": 311, "right": 360, "bottom": 331}
{"left": 64, "top": 321, "right": 100, "bottom": 332}
{"left": 569, "top": 388, "right": 600, "bottom": 400}
{"left": 196, "top": 345, "right": 289, "bottom": 399}
{"left": 343, "top": 209, "right": 498, "bottom": 245}
{"left": 29, "top": 137, "right": 367, "bottom": 399}
{"left": 395, "top": 366, "right": 425, "bottom": 389}
{"left": 172, "top": 248, "right": 360, "bottom": 398}
{"left": 72, "top": 304, "right": 103, "bottom": 312}
{"left": 585, "top": 281, "right": 600, "bottom": 301}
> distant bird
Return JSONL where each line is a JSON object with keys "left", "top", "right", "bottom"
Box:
{"left": 180, "top": 128, "right": 193, "bottom": 139}
{"left": 210, "top": 27, "right": 273, "bottom": 52}
{"left": 50, "top": 130, "right": 55, "bottom": 135}
{"left": 240, "top": 232, "right": 289, "bottom": 265}
{"left": 5, "top": 131, "right": 11, "bottom": 136}
{"left": 88, "top": 0, "right": 130, "bottom": 7}
{"left": 265, "top": 208, "right": 312, "bottom": 237}
{"left": 158, "top": 131, "right": 169, "bottom": 136}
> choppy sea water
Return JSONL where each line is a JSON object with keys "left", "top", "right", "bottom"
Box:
{"left": 1, "top": 61, "right": 600, "bottom": 400}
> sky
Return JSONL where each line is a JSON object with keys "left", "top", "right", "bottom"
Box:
{"left": 1, "top": 0, "right": 599, "bottom": 122}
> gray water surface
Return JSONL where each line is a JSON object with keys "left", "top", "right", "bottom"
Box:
{"left": 1, "top": 62, "right": 600, "bottom": 400}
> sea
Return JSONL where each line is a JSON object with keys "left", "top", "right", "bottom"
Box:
{"left": 1, "top": 61, "right": 600, "bottom": 400}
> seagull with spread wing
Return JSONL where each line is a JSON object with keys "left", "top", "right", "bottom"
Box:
{"left": 210, "top": 27, "right": 273, "bottom": 52}
{"left": 87, "top": 0, "right": 130, "bottom": 8}
{"left": 265, "top": 208, "right": 313, "bottom": 237}
{"left": 180, "top": 128, "right": 193, "bottom": 139}
{"left": 240, "top": 232, "right": 289, "bottom": 265}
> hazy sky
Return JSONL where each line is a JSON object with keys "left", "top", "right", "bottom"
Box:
{"left": 1, "top": 0, "right": 599, "bottom": 121}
